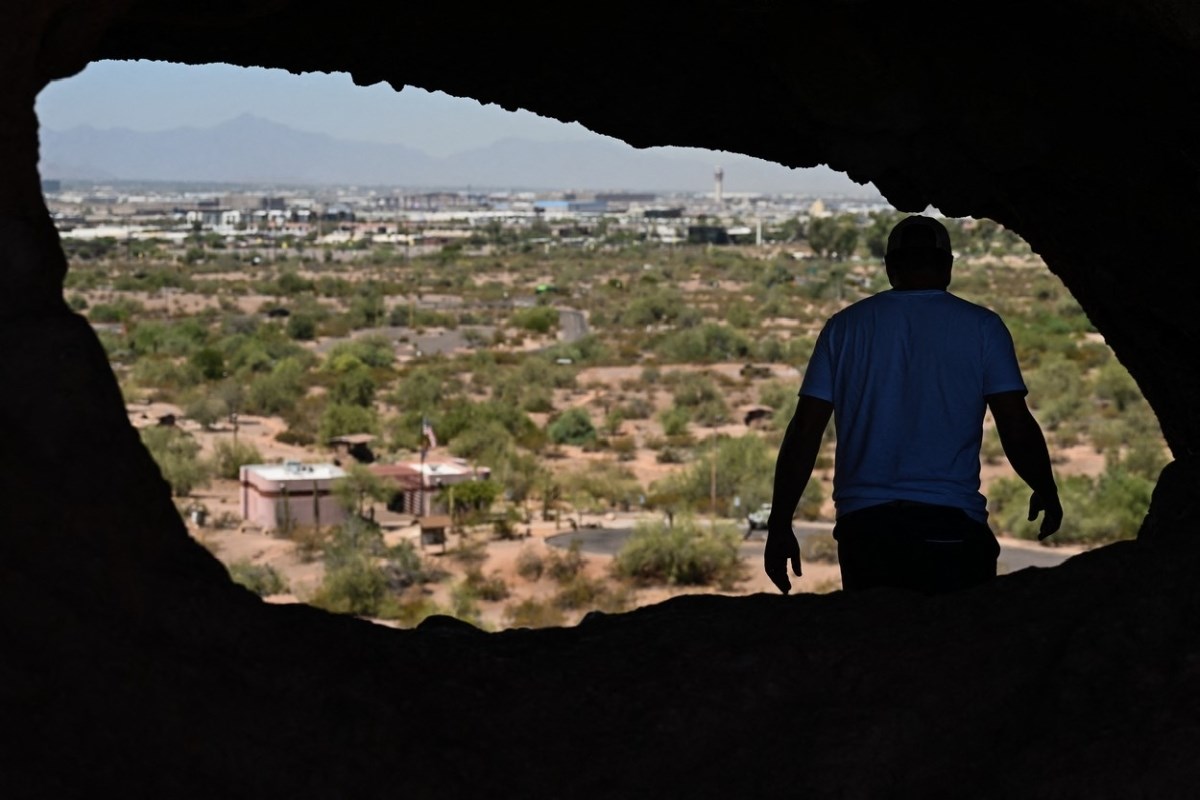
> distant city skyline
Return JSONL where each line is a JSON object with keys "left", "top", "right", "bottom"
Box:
{"left": 36, "top": 61, "right": 878, "bottom": 196}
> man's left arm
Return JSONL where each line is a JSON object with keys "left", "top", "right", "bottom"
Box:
{"left": 764, "top": 395, "right": 833, "bottom": 594}
{"left": 988, "top": 391, "right": 1063, "bottom": 540}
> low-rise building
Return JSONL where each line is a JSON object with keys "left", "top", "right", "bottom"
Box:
{"left": 239, "top": 461, "right": 347, "bottom": 531}
{"left": 370, "top": 459, "right": 491, "bottom": 517}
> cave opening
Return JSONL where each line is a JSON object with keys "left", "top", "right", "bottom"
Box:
{"left": 28, "top": 59, "right": 1170, "bottom": 631}
{"left": 7, "top": 7, "right": 1200, "bottom": 794}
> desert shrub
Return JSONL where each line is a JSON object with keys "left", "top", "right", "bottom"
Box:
{"left": 515, "top": 547, "right": 545, "bottom": 581}
{"left": 384, "top": 539, "right": 437, "bottom": 587}
{"left": 393, "top": 597, "right": 446, "bottom": 629}
{"left": 548, "top": 407, "right": 597, "bottom": 445}
{"left": 318, "top": 402, "right": 379, "bottom": 442}
{"left": 795, "top": 477, "right": 825, "bottom": 521}
{"left": 758, "top": 380, "right": 795, "bottom": 410}
{"left": 668, "top": 371, "right": 721, "bottom": 407}
{"left": 613, "top": 517, "right": 743, "bottom": 588}
{"left": 659, "top": 407, "right": 691, "bottom": 437}
{"left": 610, "top": 436, "right": 637, "bottom": 461}
{"left": 325, "top": 334, "right": 396, "bottom": 369}
{"left": 310, "top": 555, "right": 399, "bottom": 618}
{"left": 324, "top": 363, "right": 376, "bottom": 409}
{"left": 655, "top": 324, "right": 752, "bottom": 363}
{"left": 139, "top": 426, "right": 209, "bottom": 497}
{"left": 448, "top": 537, "right": 489, "bottom": 569}
{"left": 184, "top": 392, "right": 228, "bottom": 430}
{"left": 656, "top": 434, "right": 780, "bottom": 517}
{"left": 504, "top": 598, "right": 566, "bottom": 629}
{"left": 228, "top": 561, "right": 289, "bottom": 597}
{"left": 656, "top": 447, "right": 686, "bottom": 464}
{"left": 321, "top": 516, "right": 386, "bottom": 567}
{"left": 511, "top": 305, "right": 559, "bottom": 334}
{"left": 278, "top": 395, "right": 325, "bottom": 447}
{"left": 800, "top": 533, "right": 839, "bottom": 564}
{"left": 89, "top": 298, "right": 144, "bottom": 323}
{"left": 210, "top": 439, "right": 264, "bottom": 480}
{"left": 189, "top": 347, "right": 226, "bottom": 381}
{"left": 286, "top": 525, "right": 330, "bottom": 563}
{"left": 462, "top": 568, "right": 510, "bottom": 602}
{"left": 130, "top": 357, "right": 200, "bottom": 392}
{"left": 448, "top": 582, "right": 483, "bottom": 627}
{"left": 618, "top": 396, "right": 654, "bottom": 420}
{"left": 286, "top": 313, "right": 317, "bottom": 341}
{"left": 545, "top": 539, "right": 587, "bottom": 582}
{"left": 981, "top": 427, "right": 1005, "bottom": 465}
{"left": 522, "top": 387, "right": 555, "bottom": 413}
{"left": 244, "top": 357, "right": 306, "bottom": 415}
{"left": 440, "top": 479, "right": 500, "bottom": 518}
{"left": 552, "top": 575, "right": 602, "bottom": 609}
{"left": 988, "top": 463, "right": 1153, "bottom": 545}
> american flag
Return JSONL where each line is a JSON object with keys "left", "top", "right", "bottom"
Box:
{"left": 422, "top": 417, "right": 437, "bottom": 450}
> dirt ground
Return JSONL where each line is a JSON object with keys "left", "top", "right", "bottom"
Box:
{"left": 189, "top": 497, "right": 845, "bottom": 631}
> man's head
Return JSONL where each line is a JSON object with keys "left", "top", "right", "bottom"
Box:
{"left": 884, "top": 215, "right": 953, "bottom": 289}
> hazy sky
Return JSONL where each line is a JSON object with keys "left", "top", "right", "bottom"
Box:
{"left": 37, "top": 61, "right": 692, "bottom": 157}
{"left": 36, "top": 60, "right": 883, "bottom": 196}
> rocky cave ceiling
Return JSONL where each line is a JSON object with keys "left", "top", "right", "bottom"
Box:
{"left": 1, "top": 1, "right": 1199, "bottom": 796}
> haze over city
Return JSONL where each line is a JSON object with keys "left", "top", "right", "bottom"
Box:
{"left": 37, "top": 61, "right": 879, "bottom": 196}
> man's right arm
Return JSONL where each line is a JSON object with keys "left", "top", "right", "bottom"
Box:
{"left": 987, "top": 391, "right": 1063, "bottom": 539}
{"left": 764, "top": 395, "right": 833, "bottom": 593}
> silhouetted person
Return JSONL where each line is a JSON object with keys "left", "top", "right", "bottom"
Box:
{"left": 765, "top": 215, "right": 1063, "bottom": 595}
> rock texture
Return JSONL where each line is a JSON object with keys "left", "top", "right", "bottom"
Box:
{"left": 2, "top": 1, "right": 1200, "bottom": 796}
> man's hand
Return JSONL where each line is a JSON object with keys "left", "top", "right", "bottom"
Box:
{"left": 1028, "top": 492, "right": 1063, "bottom": 540}
{"left": 764, "top": 521, "right": 802, "bottom": 594}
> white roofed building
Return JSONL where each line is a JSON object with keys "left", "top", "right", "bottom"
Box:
{"left": 239, "top": 461, "right": 348, "bottom": 531}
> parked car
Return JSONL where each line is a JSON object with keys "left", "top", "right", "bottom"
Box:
{"left": 745, "top": 503, "right": 772, "bottom": 538}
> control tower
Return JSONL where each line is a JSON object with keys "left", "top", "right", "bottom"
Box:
{"left": 714, "top": 166, "right": 724, "bottom": 205}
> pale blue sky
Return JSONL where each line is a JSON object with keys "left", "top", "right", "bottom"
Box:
{"left": 36, "top": 60, "right": 878, "bottom": 195}
{"left": 37, "top": 61, "right": 666, "bottom": 157}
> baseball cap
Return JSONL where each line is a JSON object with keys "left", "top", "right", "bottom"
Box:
{"left": 886, "top": 215, "right": 952, "bottom": 258}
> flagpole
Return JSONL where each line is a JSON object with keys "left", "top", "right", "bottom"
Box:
{"left": 419, "top": 425, "right": 427, "bottom": 518}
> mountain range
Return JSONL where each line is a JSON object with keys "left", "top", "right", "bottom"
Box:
{"left": 39, "top": 113, "right": 877, "bottom": 196}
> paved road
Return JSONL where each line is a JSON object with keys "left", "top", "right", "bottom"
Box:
{"left": 547, "top": 521, "right": 1075, "bottom": 575}
{"left": 557, "top": 308, "right": 588, "bottom": 343}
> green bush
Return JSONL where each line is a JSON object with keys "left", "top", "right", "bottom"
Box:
{"left": 800, "top": 533, "right": 839, "bottom": 564}
{"left": 659, "top": 407, "right": 691, "bottom": 437}
{"left": 511, "top": 305, "right": 559, "bottom": 334}
{"left": 139, "top": 426, "right": 209, "bottom": 497}
{"left": 462, "top": 568, "right": 510, "bottom": 601}
{"left": 548, "top": 407, "right": 597, "bottom": 445}
{"left": 318, "top": 402, "right": 380, "bottom": 442}
{"left": 987, "top": 464, "right": 1154, "bottom": 546}
{"left": 552, "top": 574, "right": 630, "bottom": 612}
{"left": 287, "top": 313, "right": 317, "bottom": 341}
{"left": 228, "top": 561, "right": 289, "bottom": 597}
{"left": 211, "top": 439, "right": 265, "bottom": 480}
{"left": 545, "top": 540, "right": 586, "bottom": 582}
{"left": 613, "top": 517, "right": 743, "bottom": 588}
{"left": 504, "top": 598, "right": 566, "bottom": 629}
{"left": 245, "top": 357, "right": 307, "bottom": 415}
{"left": 310, "top": 554, "right": 397, "bottom": 618}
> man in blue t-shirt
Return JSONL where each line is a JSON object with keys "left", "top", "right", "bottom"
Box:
{"left": 765, "top": 215, "right": 1063, "bottom": 595}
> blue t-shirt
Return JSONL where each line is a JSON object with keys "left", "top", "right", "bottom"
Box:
{"left": 799, "top": 290, "right": 1026, "bottom": 522}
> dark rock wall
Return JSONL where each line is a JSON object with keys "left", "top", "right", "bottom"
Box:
{"left": 3, "top": 1, "right": 1200, "bottom": 796}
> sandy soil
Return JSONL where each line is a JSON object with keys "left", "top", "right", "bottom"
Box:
{"left": 190, "top": 500, "right": 845, "bottom": 632}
